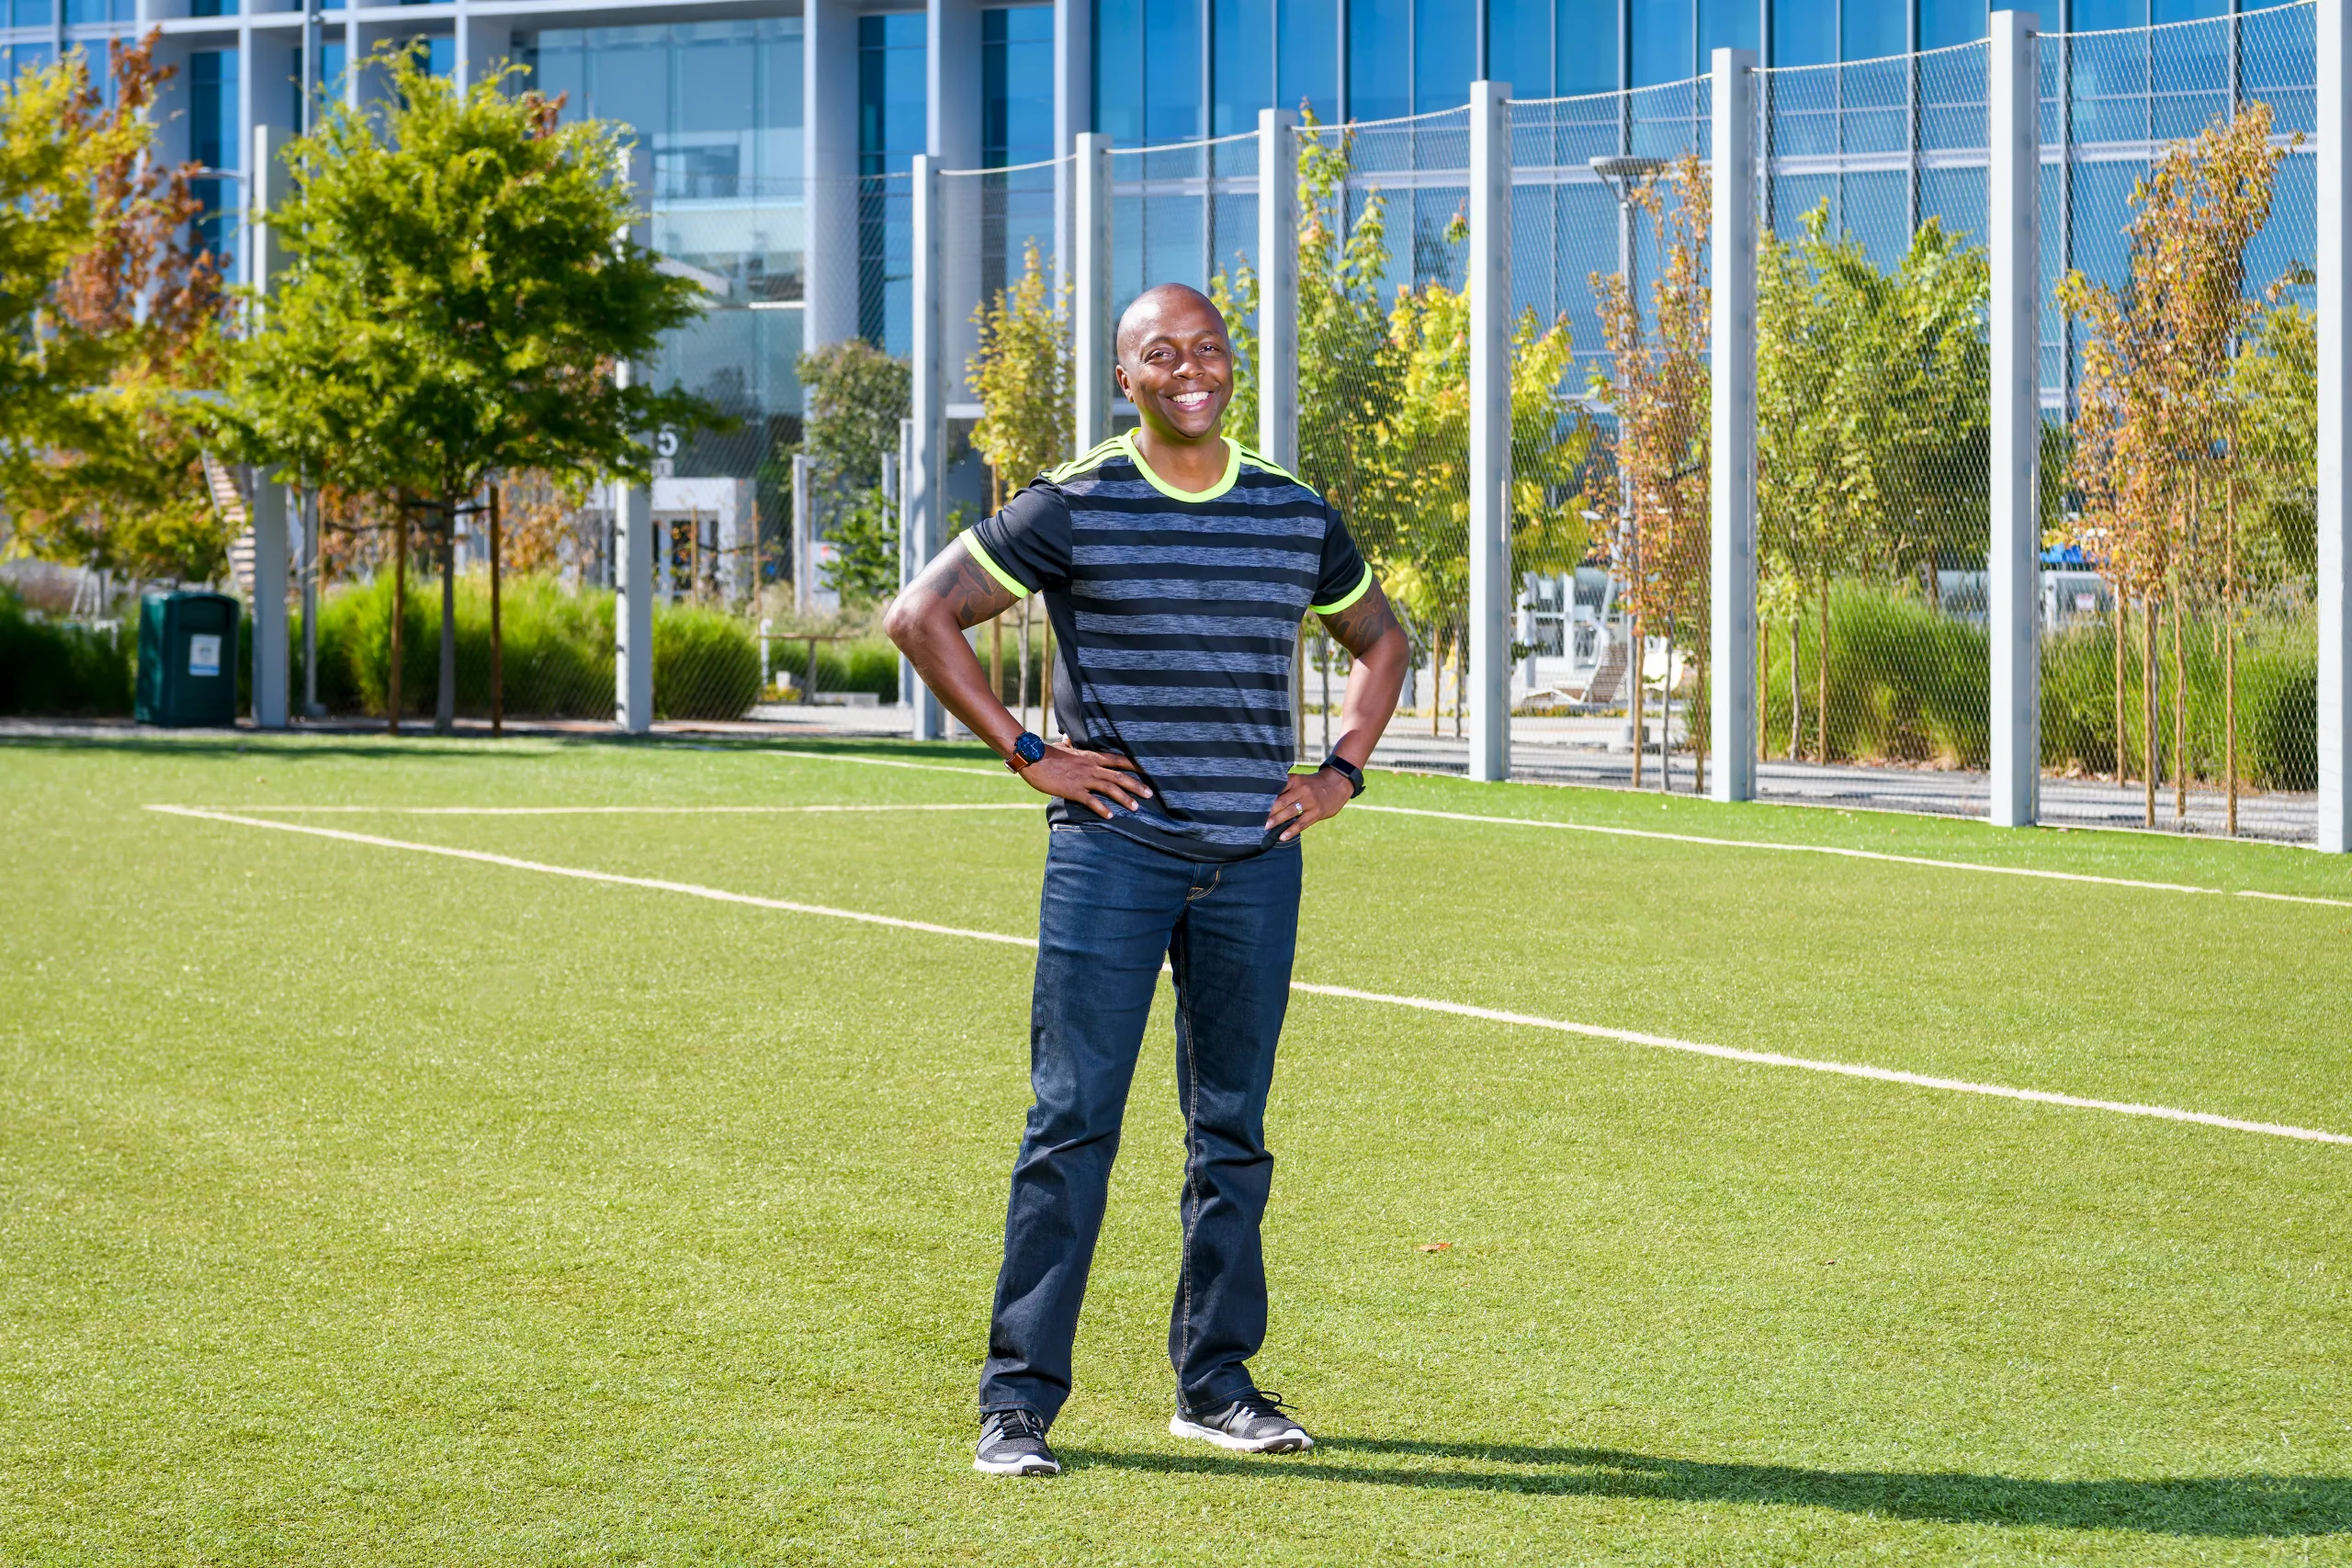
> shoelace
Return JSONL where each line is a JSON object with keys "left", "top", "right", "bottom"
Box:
{"left": 1228, "top": 1391, "right": 1296, "bottom": 1425}
{"left": 987, "top": 1408, "right": 1048, "bottom": 1444}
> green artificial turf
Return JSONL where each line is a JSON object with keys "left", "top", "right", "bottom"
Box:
{"left": 3, "top": 731, "right": 2347, "bottom": 1565}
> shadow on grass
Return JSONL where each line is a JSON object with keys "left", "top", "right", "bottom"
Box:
{"left": 1070, "top": 1439, "right": 2351, "bottom": 1538}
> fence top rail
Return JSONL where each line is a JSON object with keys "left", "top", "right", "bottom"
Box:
{"left": 941, "top": 153, "right": 1071, "bottom": 178}
{"left": 1293, "top": 102, "right": 1475, "bottom": 136}
{"left": 2045, "top": 0, "right": 2309, "bottom": 46}
{"left": 1106, "top": 126, "right": 1265, "bottom": 158}
{"left": 1759, "top": 35, "right": 1988, "bottom": 82}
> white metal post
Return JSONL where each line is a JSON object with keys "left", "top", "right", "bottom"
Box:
{"left": 2321, "top": 0, "right": 2351, "bottom": 852}
{"left": 1466, "top": 80, "right": 1512, "bottom": 783}
{"left": 248, "top": 123, "right": 292, "bottom": 730}
{"left": 1710, "top": 48, "right": 1758, "bottom": 802}
{"left": 1257, "top": 107, "right": 1299, "bottom": 470}
{"left": 614, "top": 464, "right": 653, "bottom": 733}
{"left": 792, "top": 453, "right": 814, "bottom": 615}
{"left": 1073, "top": 131, "right": 1114, "bottom": 456}
{"left": 1989, "top": 11, "right": 2042, "bottom": 828}
{"left": 907, "top": 155, "right": 946, "bottom": 741}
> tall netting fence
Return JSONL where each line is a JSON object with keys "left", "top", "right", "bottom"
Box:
{"left": 1497, "top": 83, "right": 1713, "bottom": 792}
{"left": 2040, "top": 1, "right": 2319, "bottom": 840}
{"left": 1280, "top": 107, "right": 1477, "bottom": 769}
{"left": 944, "top": 153, "right": 1069, "bottom": 733}
{"left": 1744, "top": 41, "right": 1997, "bottom": 818}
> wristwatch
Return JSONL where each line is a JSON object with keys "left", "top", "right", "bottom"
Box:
{"left": 1006, "top": 731, "right": 1047, "bottom": 772}
{"left": 1320, "top": 753, "right": 1365, "bottom": 797}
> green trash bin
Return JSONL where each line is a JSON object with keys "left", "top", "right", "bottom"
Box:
{"left": 136, "top": 591, "right": 240, "bottom": 727}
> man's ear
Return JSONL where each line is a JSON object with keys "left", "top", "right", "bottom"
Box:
{"left": 1114, "top": 361, "right": 1131, "bottom": 397}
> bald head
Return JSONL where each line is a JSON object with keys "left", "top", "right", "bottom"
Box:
{"left": 1116, "top": 284, "right": 1227, "bottom": 361}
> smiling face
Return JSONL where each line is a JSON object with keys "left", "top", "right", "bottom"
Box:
{"left": 1114, "top": 286, "right": 1233, "bottom": 444}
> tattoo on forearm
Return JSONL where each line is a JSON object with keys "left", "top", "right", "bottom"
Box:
{"left": 1320, "top": 581, "right": 1402, "bottom": 658}
{"left": 921, "top": 544, "right": 1021, "bottom": 630}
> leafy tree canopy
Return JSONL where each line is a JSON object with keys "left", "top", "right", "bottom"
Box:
{"left": 217, "top": 45, "right": 723, "bottom": 515}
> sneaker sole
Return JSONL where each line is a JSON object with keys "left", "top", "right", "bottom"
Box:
{"left": 1168, "top": 1415, "right": 1314, "bottom": 1453}
{"left": 972, "top": 1454, "right": 1060, "bottom": 1476}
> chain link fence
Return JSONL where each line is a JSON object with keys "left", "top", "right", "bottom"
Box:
{"left": 2040, "top": 2, "right": 2318, "bottom": 840}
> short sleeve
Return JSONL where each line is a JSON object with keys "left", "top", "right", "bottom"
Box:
{"left": 966, "top": 480, "right": 1073, "bottom": 597}
{"left": 1309, "top": 505, "right": 1374, "bottom": 615}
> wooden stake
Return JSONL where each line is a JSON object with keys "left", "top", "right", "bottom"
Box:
{"left": 389, "top": 504, "right": 405, "bottom": 736}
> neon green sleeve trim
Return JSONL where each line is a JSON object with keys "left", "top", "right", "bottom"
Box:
{"left": 1310, "top": 563, "right": 1374, "bottom": 616}
{"left": 963, "top": 535, "right": 1033, "bottom": 600}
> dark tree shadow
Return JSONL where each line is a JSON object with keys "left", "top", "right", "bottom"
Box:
{"left": 1069, "top": 1438, "right": 2351, "bottom": 1539}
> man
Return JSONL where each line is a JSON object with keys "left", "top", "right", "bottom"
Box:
{"left": 885, "top": 283, "right": 1408, "bottom": 1478}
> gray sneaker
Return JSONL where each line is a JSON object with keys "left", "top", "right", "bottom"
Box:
{"left": 1169, "top": 1391, "right": 1314, "bottom": 1453}
{"left": 973, "top": 1408, "right": 1060, "bottom": 1476}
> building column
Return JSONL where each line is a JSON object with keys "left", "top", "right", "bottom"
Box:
{"left": 2322, "top": 0, "right": 2351, "bottom": 852}
{"left": 1989, "top": 10, "right": 2043, "bottom": 829}
{"left": 804, "top": 0, "right": 861, "bottom": 352}
{"left": 908, "top": 155, "right": 947, "bottom": 741}
{"left": 1073, "top": 131, "right": 1114, "bottom": 455}
{"left": 1053, "top": 0, "right": 1092, "bottom": 294}
{"left": 1465, "top": 80, "right": 1511, "bottom": 784}
{"left": 1257, "top": 107, "right": 1298, "bottom": 471}
{"left": 931, "top": 0, "right": 982, "bottom": 386}
{"left": 1710, "top": 48, "right": 1758, "bottom": 803}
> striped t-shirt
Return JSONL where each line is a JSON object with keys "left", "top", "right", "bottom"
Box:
{"left": 967, "top": 433, "right": 1374, "bottom": 863}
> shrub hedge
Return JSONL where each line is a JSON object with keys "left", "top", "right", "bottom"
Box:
{"left": 0, "top": 589, "right": 135, "bottom": 716}
{"left": 304, "top": 571, "right": 770, "bottom": 720}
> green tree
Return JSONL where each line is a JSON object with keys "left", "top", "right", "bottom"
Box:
{"left": 1589, "top": 155, "right": 1710, "bottom": 785}
{"left": 2059, "top": 101, "right": 2290, "bottom": 827}
{"left": 0, "top": 51, "right": 145, "bottom": 535}
{"left": 2232, "top": 295, "right": 2315, "bottom": 583}
{"left": 966, "top": 237, "right": 1071, "bottom": 699}
{"left": 781, "top": 338, "right": 910, "bottom": 610}
{"left": 1755, "top": 202, "right": 1989, "bottom": 763}
{"left": 218, "top": 46, "right": 718, "bottom": 733}
{"left": 24, "top": 37, "right": 228, "bottom": 584}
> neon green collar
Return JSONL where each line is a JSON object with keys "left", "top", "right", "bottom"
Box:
{"left": 1119, "top": 432, "right": 1239, "bottom": 503}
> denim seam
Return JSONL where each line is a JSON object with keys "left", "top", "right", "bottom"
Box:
{"left": 1174, "top": 929, "right": 1202, "bottom": 1394}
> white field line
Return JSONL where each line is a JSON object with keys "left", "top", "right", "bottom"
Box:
{"left": 145, "top": 806, "right": 1036, "bottom": 949}
{"left": 768, "top": 750, "right": 1009, "bottom": 778}
{"left": 760, "top": 750, "right": 2352, "bottom": 908}
{"left": 206, "top": 803, "right": 1035, "bottom": 817}
{"left": 148, "top": 804, "right": 2352, "bottom": 1147}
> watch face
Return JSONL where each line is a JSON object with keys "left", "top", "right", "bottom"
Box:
{"left": 1015, "top": 732, "right": 1046, "bottom": 765}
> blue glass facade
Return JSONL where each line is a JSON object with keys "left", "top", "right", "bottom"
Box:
{"left": 531, "top": 20, "right": 808, "bottom": 468}
{"left": 50, "top": 0, "right": 2311, "bottom": 485}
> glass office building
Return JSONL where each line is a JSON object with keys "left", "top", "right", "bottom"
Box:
{"left": 13, "top": 0, "right": 2297, "bottom": 481}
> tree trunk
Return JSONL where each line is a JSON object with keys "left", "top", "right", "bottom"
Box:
{"left": 2171, "top": 571, "right": 2187, "bottom": 823}
{"left": 1039, "top": 611, "right": 1056, "bottom": 740}
{"left": 1439, "top": 606, "right": 1458, "bottom": 742}
{"left": 434, "top": 497, "right": 457, "bottom": 735}
{"left": 2143, "top": 596, "right": 2157, "bottom": 829}
{"left": 1788, "top": 617, "right": 1800, "bottom": 761}
{"left": 1016, "top": 598, "right": 1033, "bottom": 731}
{"left": 490, "top": 483, "right": 504, "bottom": 737}
{"left": 2112, "top": 588, "right": 2126, "bottom": 784}
{"left": 987, "top": 467, "right": 1004, "bottom": 707}
{"left": 2226, "top": 480, "right": 2238, "bottom": 837}
{"left": 1628, "top": 612, "right": 1645, "bottom": 788}
{"left": 1815, "top": 564, "right": 1830, "bottom": 765}
{"left": 1659, "top": 614, "right": 1674, "bottom": 792}
{"left": 389, "top": 506, "right": 405, "bottom": 736}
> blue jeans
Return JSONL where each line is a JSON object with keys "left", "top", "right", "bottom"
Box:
{"left": 979, "top": 823, "right": 1302, "bottom": 1425}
